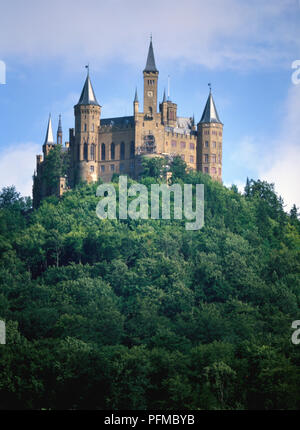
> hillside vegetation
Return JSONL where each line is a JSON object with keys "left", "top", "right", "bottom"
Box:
{"left": 0, "top": 159, "right": 300, "bottom": 410}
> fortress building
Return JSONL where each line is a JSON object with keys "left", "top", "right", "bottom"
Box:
{"left": 33, "top": 38, "right": 223, "bottom": 205}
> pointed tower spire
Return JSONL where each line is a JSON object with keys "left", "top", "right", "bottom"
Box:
{"left": 58, "top": 114, "right": 62, "bottom": 130}
{"left": 199, "top": 88, "right": 222, "bottom": 124}
{"left": 133, "top": 87, "right": 139, "bottom": 116}
{"left": 77, "top": 68, "right": 99, "bottom": 106}
{"left": 144, "top": 37, "right": 158, "bottom": 73}
{"left": 163, "top": 88, "right": 167, "bottom": 103}
{"left": 134, "top": 87, "right": 139, "bottom": 103}
{"left": 57, "top": 114, "right": 62, "bottom": 145}
{"left": 44, "top": 114, "right": 54, "bottom": 144}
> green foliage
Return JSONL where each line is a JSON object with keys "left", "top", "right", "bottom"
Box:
{"left": 169, "top": 155, "right": 187, "bottom": 182}
{"left": 140, "top": 156, "right": 167, "bottom": 179}
{"left": 0, "top": 174, "right": 299, "bottom": 410}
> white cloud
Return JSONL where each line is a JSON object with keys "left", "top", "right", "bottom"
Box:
{"left": 259, "top": 83, "right": 300, "bottom": 210}
{"left": 0, "top": 0, "right": 299, "bottom": 70}
{"left": 229, "top": 83, "right": 300, "bottom": 211}
{"left": 0, "top": 142, "right": 40, "bottom": 198}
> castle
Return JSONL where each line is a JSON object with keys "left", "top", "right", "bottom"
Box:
{"left": 33, "top": 39, "right": 223, "bottom": 205}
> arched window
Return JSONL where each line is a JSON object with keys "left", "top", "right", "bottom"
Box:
{"left": 101, "top": 143, "right": 106, "bottom": 161}
{"left": 120, "top": 142, "right": 125, "bottom": 160}
{"left": 130, "top": 141, "right": 135, "bottom": 158}
{"left": 91, "top": 144, "right": 95, "bottom": 160}
{"left": 84, "top": 142, "right": 88, "bottom": 161}
{"left": 84, "top": 123, "right": 87, "bottom": 132}
{"left": 111, "top": 142, "right": 115, "bottom": 160}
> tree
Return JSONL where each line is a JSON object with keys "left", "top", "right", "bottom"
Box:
{"left": 170, "top": 155, "right": 187, "bottom": 181}
{"left": 140, "top": 156, "right": 167, "bottom": 179}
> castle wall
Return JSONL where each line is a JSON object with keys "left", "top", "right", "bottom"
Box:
{"left": 98, "top": 124, "right": 135, "bottom": 181}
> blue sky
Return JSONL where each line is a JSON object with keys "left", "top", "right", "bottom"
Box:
{"left": 0, "top": 0, "right": 300, "bottom": 210}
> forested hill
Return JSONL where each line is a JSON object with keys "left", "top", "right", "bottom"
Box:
{"left": 0, "top": 162, "right": 300, "bottom": 410}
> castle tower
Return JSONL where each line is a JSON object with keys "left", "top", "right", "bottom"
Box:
{"left": 43, "top": 114, "right": 55, "bottom": 157}
{"left": 143, "top": 37, "right": 159, "bottom": 118}
{"left": 74, "top": 68, "right": 101, "bottom": 184}
{"left": 133, "top": 88, "right": 139, "bottom": 116}
{"left": 57, "top": 114, "right": 62, "bottom": 145}
{"left": 197, "top": 87, "right": 223, "bottom": 182}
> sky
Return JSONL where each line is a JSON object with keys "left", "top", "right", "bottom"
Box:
{"left": 0, "top": 0, "right": 299, "bottom": 210}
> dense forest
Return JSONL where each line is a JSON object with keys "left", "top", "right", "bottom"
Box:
{"left": 0, "top": 155, "right": 300, "bottom": 410}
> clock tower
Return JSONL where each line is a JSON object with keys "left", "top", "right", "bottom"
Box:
{"left": 143, "top": 37, "right": 159, "bottom": 118}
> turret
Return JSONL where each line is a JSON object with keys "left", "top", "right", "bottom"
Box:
{"left": 160, "top": 89, "right": 168, "bottom": 124}
{"left": 197, "top": 86, "right": 223, "bottom": 182}
{"left": 143, "top": 36, "right": 159, "bottom": 118}
{"left": 43, "top": 114, "right": 55, "bottom": 157}
{"left": 74, "top": 67, "right": 101, "bottom": 184}
{"left": 57, "top": 114, "right": 62, "bottom": 145}
{"left": 133, "top": 88, "right": 139, "bottom": 116}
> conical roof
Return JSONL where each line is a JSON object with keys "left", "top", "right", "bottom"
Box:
{"left": 162, "top": 89, "right": 167, "bottom": 102}
{"left": 199, "top": 91, "right": 222, "bottom": 124}
{"left": 44, "top": 114, "right": 54, "bottom": 144}
{"left": 144, "top": 40, "right": 158, "bottom": 73}
{"left": 134, "top": 88, "right": 139, "bottom": 102}
{"left": 77, "top": 74, "right": 99, "bottom": 106}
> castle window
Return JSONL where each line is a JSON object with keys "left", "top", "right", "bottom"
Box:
{"left": 90, "top": 165, "right": 94, "bottom": 172}
{"left": 101, "top": 165, "right": 105, "bottom": 172}
{"left": 101, "top": 143, "right": 106, "bottom": 161}
{"left": 84, "top": 124, "right": 87, "bottom": 132}
{"left": 171, "top": 140, "right": 177, "bottom": 148}
{"left": 111, "top": 142, "right": 115, "bottom": 160}
{"left": 130, "top": 141, "right": 135, "bottom": 158}
{"left": 219, "top": 168, "right": 221, "bottom": 175}
{"left": 110, "top": 164, "right": 115, "bottom": 172}
{"left": 84, "top": 142, "right": 88, "bottom": 161}
{"left": 91, "top": 144, "right": 95, "bottom": 160}
{"left": 120, "top": 142, "right": 125, "bottom": 160}
{"left": 211, "top": 167, "right": 216, "bottom": 174}
{"left": 204, "top": 154, "right": 209, "bottom": 163}
{"left": 204, "top": 167, "right": 209, "bottom": 173}
{"left": 180, "top": 141, "right": 186, "bottom": 149}
{"left": 205, "top": 141, "right": 209, "bottom": 147}
{"left": 92, "top": 124, "right": 94, "bottom": 132}
{"left": 190, "top": 155, "right": 194, "bottom": 163}
{"left": 213, "top": 141, "right": 216, "bottom": 148}
{"left": 211, "top": 154, "right": 216, "bottom": 163}
{"left": 218, "top": 154, "right": 221, "bottom": 163}
{"left": 219, "top": 132, "right": 222, "bottom": 136}
{"left": 189, "top": 143, "right": 195, "bottom": 150}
